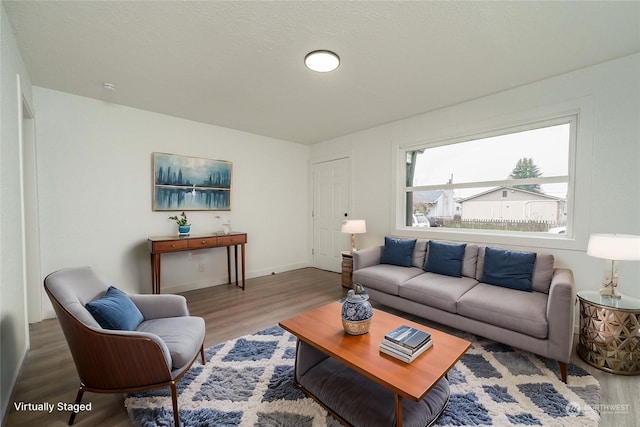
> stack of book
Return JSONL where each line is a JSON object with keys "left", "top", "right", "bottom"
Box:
{"left": 379, "top": 325, "right": 432, "bottom": 363}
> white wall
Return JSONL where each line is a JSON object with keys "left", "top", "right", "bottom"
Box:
{"left": 311, "top": 54, "right": 640, "bottom": 298}
{"left": 0, "top": 2, "right": 33, "bottom": 420}
{"left": 34, "top": 88, "right": 311, "bottom": 318}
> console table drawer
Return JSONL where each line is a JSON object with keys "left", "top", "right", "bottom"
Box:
{"left": 217, "top": 234, "right": 247, "bottom": 246}
{"left": 188, "top": 237, "right": 219, "bottom": 249}
{"left": 151, "top": 240, "right": 189, "bottom": 252}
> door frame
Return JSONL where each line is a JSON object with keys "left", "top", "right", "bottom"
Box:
{"left": 309, "top": 152, "right": 354, "bottom": 270}
{"left": 18, "top": 77, "right": 43, "bottom": 324}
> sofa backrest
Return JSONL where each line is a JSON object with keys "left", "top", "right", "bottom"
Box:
{"left": 410, "top": 239, "right": 478, "bottom": 279}
{"left": 411, "top": 239, "right": 429, "bottom": 268}
{"left": 395, "top": 237, "right": 554, "bottom": 291}
{"left": 461, "top": 245, "right": 479, "bottom": 278}
{"left": 475, "top": 246, "right": 555, "bottom": 293}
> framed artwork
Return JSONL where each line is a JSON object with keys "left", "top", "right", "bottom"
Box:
{"left": 152, "top": 152, "right": 232, "bottom": 211}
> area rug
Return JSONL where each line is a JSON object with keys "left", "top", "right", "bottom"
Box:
{"left": 125, "top": 325, "right": 600, "bottom": 426}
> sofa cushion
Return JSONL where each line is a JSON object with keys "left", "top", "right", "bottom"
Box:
{"left": 137, "top": 316, "right": 205, "bottom": 370}
{"left": 476, "top": 248, "right": 554, "bottom": 293}
{"left": 399, "top": 273, "right": 478, "bottom": 313}
{"left": 85, "top": 286, "right": 144, "bottom": 331}
{"left": 457, "top": 283, "right": 548, "bottom": 339}
{"left": 531, "top": 254, "right": 555, "bottom": 294}
{"left": 354, "top": 265, "right": 424, "bottom": 296}
{"left": 381, "top": 237, "right": 417, "bottom": 267}
{"left": 424, "top": 241, "right": 467, "bottom": 277}
{"left": 480, "top": 247, "right": 537, "bottom": 292}
{"left": 461, "top": 245, "right": 479, "bottom": 278}
{"left": 412, "top": 239, "right": 429, "bottom": 268}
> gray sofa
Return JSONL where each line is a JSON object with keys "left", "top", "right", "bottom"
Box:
{"left": 353, "top": 238, "right": 576, "bottom": 382}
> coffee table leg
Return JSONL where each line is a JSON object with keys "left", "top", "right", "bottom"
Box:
{"left": 395, "top": 393, "right": 403, "bottom": 427}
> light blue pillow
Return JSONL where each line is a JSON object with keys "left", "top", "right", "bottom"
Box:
{"left": 424, "top": 241, "right": 467, "bottom": 277}
{"left": 381, "top": 237, "right": 417, "bottom": 267}
{"left": 86, "top": 286, "right": 144, "bottom": 330}
{"left": 481, "top": 247, "right": 537, "bottom": 292}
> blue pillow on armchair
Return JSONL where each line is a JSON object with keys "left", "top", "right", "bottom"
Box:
{"left": 481, "top": 247, "right": 537, "bottom": 291}
{"left": 381, "top": 237, "right": 417, "bottom": 267}
{"left": 86, "top": 286, "right": 144, "bottom": 330}
{"left": 424, "top": 241, "right": 467, "bottom": 277}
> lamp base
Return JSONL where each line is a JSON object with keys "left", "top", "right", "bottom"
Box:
{"left": 599, "top": 287, "right": 622, "bottom": 299}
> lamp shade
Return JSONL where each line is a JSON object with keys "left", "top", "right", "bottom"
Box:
{"left": 587, "top": 234, "right": 640, "bottom": 261}
{"left": 341, "top": 220, "right": 366, "bottom": 234}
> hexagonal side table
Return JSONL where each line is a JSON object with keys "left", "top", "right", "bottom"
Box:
{"left": 577, "top": 290, "right": 640, "bottom": 375}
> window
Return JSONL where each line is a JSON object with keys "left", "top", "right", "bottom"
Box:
{"left": 401, "top": 117, "right": 574, "bottom": 236}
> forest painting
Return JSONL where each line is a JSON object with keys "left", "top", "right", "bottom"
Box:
{"left": 152, "top": 153, "right": 232, "bottom": 211}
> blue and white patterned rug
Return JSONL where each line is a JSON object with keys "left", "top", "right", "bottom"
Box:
{"left": 125, "top": 325, "right": 600, "bottom": 426}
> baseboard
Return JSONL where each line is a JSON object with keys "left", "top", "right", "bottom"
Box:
{"left": 249, "top": 262, "right": 310, "bottom": 278}
{"left": 160, "top": 262, "right": 311, "bottom": 294}
{"left": 1, "top": 342, "right": 29, "bottom": 427}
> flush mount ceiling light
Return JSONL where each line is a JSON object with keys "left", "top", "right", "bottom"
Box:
{"left": 304, "top": 50, "right": 340, "bottom": 72}
{"left": 103, "top": 82, "right": 117, "bottom": 91}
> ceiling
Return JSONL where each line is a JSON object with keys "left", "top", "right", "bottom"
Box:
{"left": 4, "top": 1, "right": 639, "bottom": 145}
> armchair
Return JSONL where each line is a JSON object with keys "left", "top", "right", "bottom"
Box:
{"left": 44, "top": 267, "right": 205, "bottom": 426}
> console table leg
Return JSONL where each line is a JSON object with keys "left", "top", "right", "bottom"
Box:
{"left": 226, "top": 246, "right": 231, "bottom": 284}
{"left": 241, "top": 243, "right": 245, "bottom": 290}
{"left": 150, "top": 253, "right": 161, "bottom": 294}
{"left": 395, "top": 393, "right": 403, "bottom": 427}
{"left": 234, "top": 245, "right": 239, "bottom": 287}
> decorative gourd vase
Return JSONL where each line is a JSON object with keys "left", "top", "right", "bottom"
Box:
{"left": 341, "top": 283, "right": 373, "bottom": 335}
{"left": 178, "top": 225, "right": 191, "bottom": 236}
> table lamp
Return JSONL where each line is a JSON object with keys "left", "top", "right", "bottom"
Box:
{"left": 587, "top": 233, "right": 640, "bottom": 299}
{"left": 342, "top": 220, "right": 366, "bottom": 252}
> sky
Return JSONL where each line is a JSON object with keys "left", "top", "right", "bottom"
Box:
{"left": 411, "top": 123, "right": 570, "bottom": 198}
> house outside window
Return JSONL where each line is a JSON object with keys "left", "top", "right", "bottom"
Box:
{"left": 402, "top": 117, "right": 574, "bottom": 236}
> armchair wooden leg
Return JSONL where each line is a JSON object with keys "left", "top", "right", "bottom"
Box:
{"left": 200, "top": 344, "right": 206, "bottom": 365}
{"left": 68, "top": 386, "right": 85, "bottom": 425}
{"left": 559, "top": 361, "right": 568, "bottom": 383}
{"left": 171, "top": 383, "right": 180, "bottom": 427}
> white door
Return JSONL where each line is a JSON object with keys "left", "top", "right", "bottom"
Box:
{"left": 313, "top": 158, "right": 350, "bottom": 272}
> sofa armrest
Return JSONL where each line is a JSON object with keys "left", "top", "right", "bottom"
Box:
{"left": 353, "top": 246, "right": 383, "bottom": 271}
{"left": 129, "top": 294, "right": 190, "bottom": 320}
{"left": 545, "top": 268, "right": 576, "bottom": 363}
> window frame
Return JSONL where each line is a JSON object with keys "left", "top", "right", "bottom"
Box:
{"left": 393, "top": 106, "right": 590, "bottom": 251}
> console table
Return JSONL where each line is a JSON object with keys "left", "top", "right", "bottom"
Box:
{"left": 148, "top": 232, "right": 247, "bottom": 294}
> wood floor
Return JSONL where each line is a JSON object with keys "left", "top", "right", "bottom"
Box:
{"left": 5, "top": 268, "right": 637, "bottom": 426}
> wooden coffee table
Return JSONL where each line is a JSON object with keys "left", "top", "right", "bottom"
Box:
{"left": 279, "top": 301, "right": 470, "bottom": 427}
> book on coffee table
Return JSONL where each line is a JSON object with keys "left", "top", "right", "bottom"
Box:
{"left": 380, "top": 325, "right": 433, "bottom": 362}
{"left": 384, "top": 325, "right": 431, "bottom": 350}
{"left": 379, "top": 338, "right": 433, "bottom": 363}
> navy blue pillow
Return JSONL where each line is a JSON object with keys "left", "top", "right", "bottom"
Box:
{"left": 481, "top": 247, "right": 537, "bottom": 292}
{"left": 85, "top": 286, "right": 144, "bottom": 330}
{"left": 381, "top": 237, "right": 417, "bottom": 267}
{"left": 424, "top": 241, "right": 467, "bottom": 277}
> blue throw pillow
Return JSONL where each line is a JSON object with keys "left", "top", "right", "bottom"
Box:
{"left": 424, "top": 241, "right": 467, "bottom": 277}
{"left": 481, "top": 247, "right": 537, "bottom": 292}
{"left": 85, "top": 286, "right": 144, "bottom": 330}
{"left": 381, "top": 237, "right": 417, "bottom": 267}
